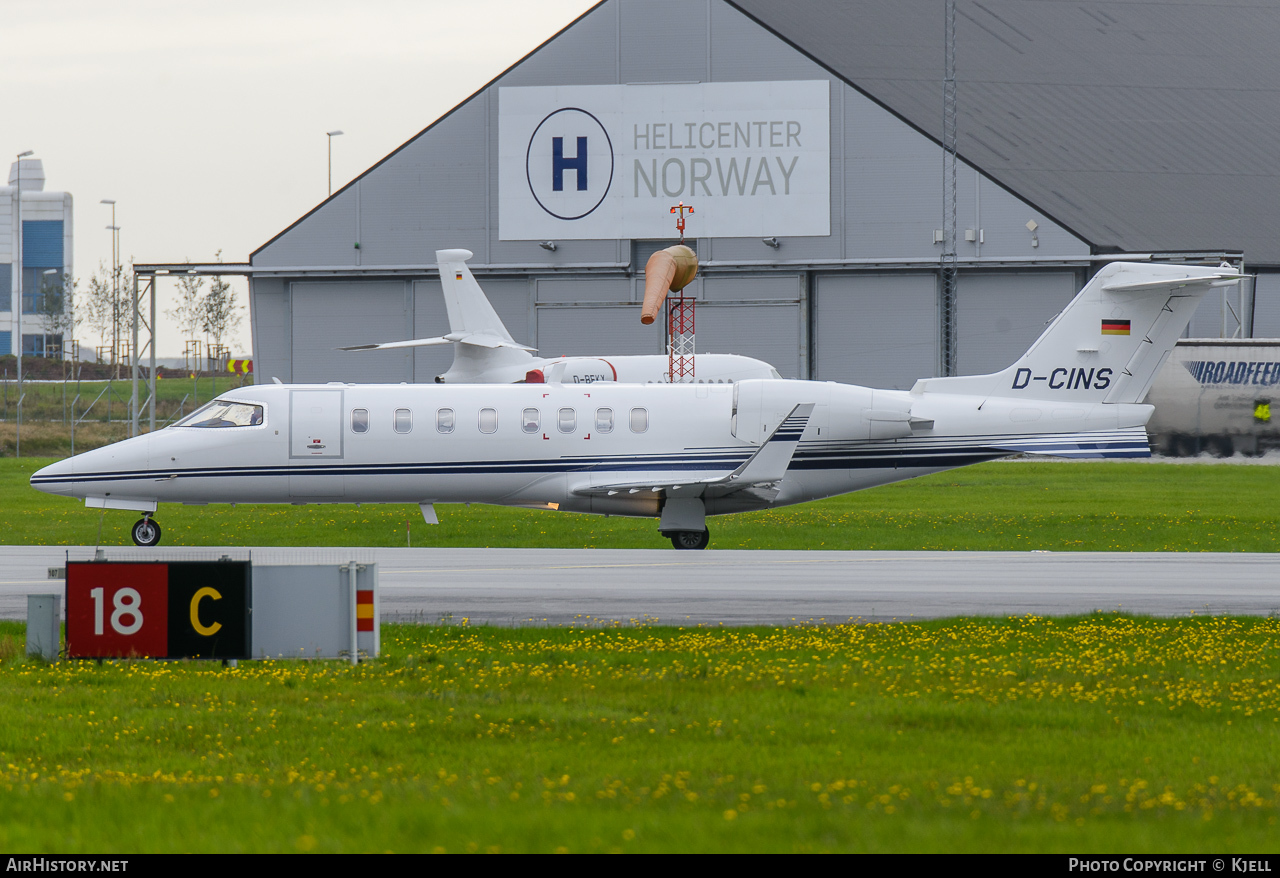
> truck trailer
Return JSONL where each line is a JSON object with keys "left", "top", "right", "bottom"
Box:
{"left": 1145, "top": 339, "right": 1280, "bottom": 457}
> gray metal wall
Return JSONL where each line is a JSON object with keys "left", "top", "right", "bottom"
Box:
{"left": 249, "top": 278, "right": 290, "bottom": 383}
{"left": 250, "top": 0, "right": 1095, "bottom": 390}
{"left": 1253, "top": 272, "right": 1280, "bottom": 338}
{"left": 290, "top": 281, "right": 412, "bottom": 383}
{"left": 954, "top": 272, "right": 1079, "bottom": 375}
{"left": 813, "top": 273, "right": 938, "bottom": 389}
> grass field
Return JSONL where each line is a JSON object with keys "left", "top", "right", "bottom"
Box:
{"left": 0, "top": 615, "right": 1276, "bottom": 853}
{"left": 5, "top": 446, "right": 1278, "bottom": 852}
{"left": 5, "top": 456, "right": 1280, "bottom": 551}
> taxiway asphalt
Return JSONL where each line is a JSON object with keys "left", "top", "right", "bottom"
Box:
{"left": 1, "top": 546, "right": 1277, "bottom": 626}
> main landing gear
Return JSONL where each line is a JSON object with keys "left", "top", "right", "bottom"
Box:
{"left": 131, "top": 515, "right": 162, "bottom": 547}
{"left": 667, "top": 529, "right": 710, "bottom": 551}
{"left": 660, "top": 498, "right": 709, "bottom": 550}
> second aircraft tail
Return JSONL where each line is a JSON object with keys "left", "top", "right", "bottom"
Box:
{"left": 914, "top": 261, "right": 1244, "bottom": 404}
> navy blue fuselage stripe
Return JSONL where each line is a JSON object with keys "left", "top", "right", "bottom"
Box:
{"left": 33, "top": 449, "right": 1144, "bottom": 486}
{"left": 31, "top": 430, "right": 1150, "bottom": 486}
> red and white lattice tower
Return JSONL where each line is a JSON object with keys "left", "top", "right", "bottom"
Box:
{"left": 667, "top": 293, "right": 695, "bottom": 383}
{"left": 667, "top": 202, "right": 695, "bottom": 384}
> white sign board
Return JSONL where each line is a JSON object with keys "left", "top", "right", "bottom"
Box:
{"left": 499, "top": 81, "right": 830, "bottom": 240}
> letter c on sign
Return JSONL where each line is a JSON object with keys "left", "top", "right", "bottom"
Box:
{"left": 190, "top": 587, "right": 223, "bottom": 636}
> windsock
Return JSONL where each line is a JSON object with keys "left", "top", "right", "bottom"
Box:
{"left": 640, "top": 245, "right": 698, "bottom": 324}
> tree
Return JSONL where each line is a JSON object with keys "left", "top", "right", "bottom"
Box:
{"left": 201, "top": 251, "right": 243, "bottom": 363}
{"left": 163, "top": 259, "right": 206, "bottom": 372}
{"left": 34, "top": 271, "right": 80, "bottom": 374}
{"left": 82, "top": 261, "right": 130, "bottom": 370}
{"left": 165, "top": 257, "right": 205, "bottom": 339}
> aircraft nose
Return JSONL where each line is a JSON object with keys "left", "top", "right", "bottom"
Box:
{"left": 30, "top": 433, "right": 154, "bottom": 499}
{"left": 30, "top": 455, "right": 81, "bottom": 497}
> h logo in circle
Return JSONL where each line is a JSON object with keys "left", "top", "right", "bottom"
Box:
{"left": 552, "top": 136, "right": 588, "bottom": 191}
{"left": 526, "top": 107, "right": 614, "bottom": 221}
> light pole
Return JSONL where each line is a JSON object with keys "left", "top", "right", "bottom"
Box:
{"left": 101, "top": 199, "right": 119, "bottom": 371}
{"left": 14, "top": 150, "right": 33, "bottom": 458}
{"left": 327, "top": 130, "right": 343, "bottom": 195}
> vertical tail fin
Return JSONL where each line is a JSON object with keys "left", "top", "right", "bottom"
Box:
{"left": 435, "top": 249, "right": 519, "bottom": 343}
{"left": 914, "top": 262, "right": 1244, "bottom": 403}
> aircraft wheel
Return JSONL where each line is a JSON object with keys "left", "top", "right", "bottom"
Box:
{"left": 669, "top": 529, "right": 709, "bottom": 551}
{"left": 131, "top": 517, "right": 162, "bottom": 547}
{"left": 1206, "top": 435, "right": 1234, "bottom": 458}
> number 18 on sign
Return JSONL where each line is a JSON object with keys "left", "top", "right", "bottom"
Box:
{"left": 66, "top": 562, "right": 249, "bottom": 659}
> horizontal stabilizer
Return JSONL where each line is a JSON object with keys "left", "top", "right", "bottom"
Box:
{"left": 1102, "top": 274, "right": 1245, "bottom": 294}
{"left": 340, "top": 333, "right": 536, "bottom": 352}
{"left": 339, "top": 337, "right": 448, "bottom": 352}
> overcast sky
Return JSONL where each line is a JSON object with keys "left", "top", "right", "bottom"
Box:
{"left": 5, "top": 0, "right": 597, "bottom": 357}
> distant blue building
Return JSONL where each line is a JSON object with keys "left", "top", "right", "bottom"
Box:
{"left": 2, "top": 158, "right": 73, "bottom": 358}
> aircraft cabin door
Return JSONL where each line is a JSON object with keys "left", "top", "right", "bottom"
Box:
{"left": 289, "top": 389, "right": 345, "bottom": 498}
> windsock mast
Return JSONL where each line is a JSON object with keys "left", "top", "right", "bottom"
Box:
{"left": 639, "top": 204, "right": 700, "bottom": 381}
{"left": 667, "top": 203, "right": 696, "bottom": 383}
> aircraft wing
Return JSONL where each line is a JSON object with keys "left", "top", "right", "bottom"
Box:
{"left": 340, "top": 332, "right": 537, "bottom": 352}
{"left": 573, "top": 403, "right": 814, "bottom": 500}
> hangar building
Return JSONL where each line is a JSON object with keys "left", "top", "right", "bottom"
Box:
{"left": 248, "top": 0, "right": 1280, "bottom": 388}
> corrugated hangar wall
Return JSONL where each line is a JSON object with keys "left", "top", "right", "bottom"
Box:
{"left": 249, "top": 0, "right": 1093, "bottom": 387}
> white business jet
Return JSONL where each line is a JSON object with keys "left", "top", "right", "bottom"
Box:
{"left": 31, "top": 262, "right": 1241, "bottom": 549}
{"left": 339, "top": 249, "right": 780, "bottom": 385}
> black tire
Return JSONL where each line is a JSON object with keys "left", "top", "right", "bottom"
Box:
{"left": 131, "top": 517, "right": 162, "bottom": 547}
{"left": 1165, "top": 433, "right": 1191, "bottom": 457}
{"left": 669, "top": 529, "right": 709, "bottom": 551}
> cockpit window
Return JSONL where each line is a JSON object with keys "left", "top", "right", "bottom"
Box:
{"left": 175, "top": 399, "right": 264, "bottom": 428}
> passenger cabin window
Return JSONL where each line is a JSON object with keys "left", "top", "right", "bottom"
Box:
{"left": 351, "top": 408, "right": 369, "bottom": 433}
{"left": 558, "top": 407, "right": 576, "bottom": 433}
{"left": 176, "top": 399, "right": 263, "bottom": 428}
{"left": 394, "top": 408, "right": 412, "bottom": 433}
{"left": 522, "top": 408, "right": 540, "bottom": 433}
{"left": 595, "top": 407, "right": 614, "bottom": 433}
{"left": 436, "top": 408, "right": 455, "bottom": 434}
{"left": 629, "top": 407, "right": 648, "bottom": 433}
{"left": 478, "top": 407, "right": 498, "bottom": 434}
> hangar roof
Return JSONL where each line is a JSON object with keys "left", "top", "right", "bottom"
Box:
{"left": 728, "top": 0, "right": 1280, "bottom": 264}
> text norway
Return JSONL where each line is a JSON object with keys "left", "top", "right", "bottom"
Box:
{"left": 1013, "top": 367, "right": 1114, "bottom": 391}
{"left": 632, "top": 120, "right": 804, "bottom": 198}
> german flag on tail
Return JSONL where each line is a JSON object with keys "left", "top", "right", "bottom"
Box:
{"left": 1102, "top": 319, "right": 1131, "bottom": 336}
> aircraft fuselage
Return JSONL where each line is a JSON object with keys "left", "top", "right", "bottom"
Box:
{"left": 31, "top": 379, "right": 1151, "bottom": 523}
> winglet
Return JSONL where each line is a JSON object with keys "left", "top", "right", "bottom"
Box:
{"left": 726, "top": 403, "right": 814, "bottom": 486}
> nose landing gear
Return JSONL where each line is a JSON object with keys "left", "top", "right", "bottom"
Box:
{"left": 131, "top": 515, "right": 162, "bottom": 547}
